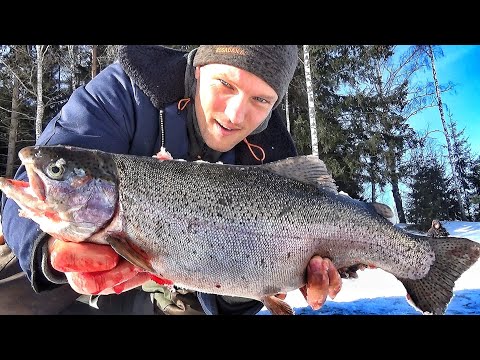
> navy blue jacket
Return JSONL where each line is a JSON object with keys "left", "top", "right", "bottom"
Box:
{"left": 1, "top": 45, "right": 297, "bottom": 314}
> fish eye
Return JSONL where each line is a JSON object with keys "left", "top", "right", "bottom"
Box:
{"left": 46, "top": 162, "right": 65, "bottom": 179}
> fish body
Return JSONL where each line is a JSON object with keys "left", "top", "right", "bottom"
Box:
{"left": 1, "top": 145, "right": 479, "bottom": 315}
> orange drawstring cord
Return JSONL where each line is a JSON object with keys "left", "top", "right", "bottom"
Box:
{"left": 243, "top": 138, "right": 266, "bottom": 164}
{"left": 178, "top": 98, "right": 191, "bottom": 111}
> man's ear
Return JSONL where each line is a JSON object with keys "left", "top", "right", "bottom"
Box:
{"left": 195, "top": 66, "right": 201, "bottom": 80}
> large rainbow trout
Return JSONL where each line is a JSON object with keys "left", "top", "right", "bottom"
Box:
{"left": 1, "top": 145, "right": 479, "bottom": 315}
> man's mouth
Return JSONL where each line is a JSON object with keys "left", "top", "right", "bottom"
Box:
{"left": 216, "top": 120, "right": 238, "bottom": 132}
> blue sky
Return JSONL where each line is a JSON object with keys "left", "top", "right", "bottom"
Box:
{"left": 404, "top": 45, "right": 480, "bottom": 155}
{"left": 375, "top": 45, "right": 480, "bottom": 210}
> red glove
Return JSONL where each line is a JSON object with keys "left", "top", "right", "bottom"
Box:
{"left": 48, "top": 238, "right": 152, "bottom": 295}
{"left": 300, "top": 256, "right": 342, "bottom": 310}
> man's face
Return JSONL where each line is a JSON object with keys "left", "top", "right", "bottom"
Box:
{"left": 194, "top": 64, "right": 278, "bottom": 153}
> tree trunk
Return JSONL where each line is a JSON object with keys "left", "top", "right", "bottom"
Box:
{"left": 91, "top": 45, "right": 99, "bottom": 79}
{"left": 35, "top": 45, "right": 46, "bottom": 140}
{"left": 68, "top": 45, "right": 78, "bottom": 91}
{"left": 391, "top": 178, "right": 406, "bottom": 223}
{"left": 426, "top": 45, "right": 467, "bottom": 220}
{"left": 285, "top": 88, "right": 290, "bottom": 133}
{"left": 370, "top": 182, "right": 376, "bottom": 202}
{"left": 6, "top": 48, "right": 21, "bottom": 178}
{"left": 369, "top": 163, "right": 376, "bottom": 202}
{"left": 303, "top": 45, "right": 318, "bottom": 157}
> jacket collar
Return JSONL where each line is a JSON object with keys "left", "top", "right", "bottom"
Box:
{"left": 118, "top": 45, "right": 190, "bottom": 110}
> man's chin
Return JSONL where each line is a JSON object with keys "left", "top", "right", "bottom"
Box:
{"left": 205, "top": 137, "right": 237, "bottom": 153}
{"left": 208, "top": 144, "right": 235, "bottom": 153}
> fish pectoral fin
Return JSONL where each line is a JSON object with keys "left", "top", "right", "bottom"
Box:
{"left": 261, "top": 295, "right": 294, "bottom": 315}
{"left": 105, "top": 235, "right": 155, "bottom": 273}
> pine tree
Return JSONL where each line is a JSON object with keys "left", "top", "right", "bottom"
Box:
{"left": 468, "top": 156, "right": 480, "bottom": 221}
{"left": 447, "top": 114, "right": 477, "bottom": 220}
{"left": 406, "top": 155, "right": 452, "bottom": 230}
{"left": 289, "top": 45, "right": 387, "bottom": 199}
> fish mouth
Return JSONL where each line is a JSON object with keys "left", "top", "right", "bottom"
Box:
{"left": 0, "top": 163, "right": 47, "bottom": 213}
{"left": 24, "top": 163, "right": 46, "bottom": 201}
{"left": 18, "top": 148, "right": 46, "bottom": 201}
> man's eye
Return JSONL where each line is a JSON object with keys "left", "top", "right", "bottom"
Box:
{"left": 219, "top": 79, "right": 233, "bottom": 88}
{"left": 254, "top": 97, "right": 268, "bottom": 104}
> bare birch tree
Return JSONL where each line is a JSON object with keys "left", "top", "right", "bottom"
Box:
{"left": 6, "top": 54, "right": 20, "bottom": 178}
{"left": 35, "top": 45, "right": 49, "bottom": 140}
{"left": 362, "top": 45, "right": 456, "bottom": 223}
{"left": 303, "top": 45, "right": 318, "bottom": 157}
{"left": 425, "top": 45, "right": 467, "bottom": 220}
{"left": 91, "top": 45, "right": 99, "bottom": 79}
{"left": 284, "top": 89, "right": 290, "bottom": 132}
{"left": 67, "top": 45, "right": 79, "bottom": 91}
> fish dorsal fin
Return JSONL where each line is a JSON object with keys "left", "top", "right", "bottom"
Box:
{"left": 260, "top": 155, "right": 338, "bottom": 193}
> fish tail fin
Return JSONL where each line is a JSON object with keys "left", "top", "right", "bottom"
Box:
{"left": 399, "top": 237, "right": 480, "bottom": 315}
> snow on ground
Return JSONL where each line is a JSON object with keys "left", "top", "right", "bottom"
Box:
{"left": 258, "top": 220, "right": 480, "bottom": 315}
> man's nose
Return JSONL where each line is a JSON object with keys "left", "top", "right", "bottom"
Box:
{"left": 224, "top": 95, "right": 247, "bottom": 125}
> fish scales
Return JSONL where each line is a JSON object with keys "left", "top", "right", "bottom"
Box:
{"left": 1, "top": 145, "right": 479, "bottom": 315}
{"left": 111, "top": 153, "right": 433, "bottom": 295}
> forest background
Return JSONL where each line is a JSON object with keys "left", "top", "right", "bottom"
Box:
{"left": 1, "top": 44, "right": 478, "bottom": 231}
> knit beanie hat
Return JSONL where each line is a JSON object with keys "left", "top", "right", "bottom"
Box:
{"left": 193, "top": 45, "right": 298, "bottom": 111}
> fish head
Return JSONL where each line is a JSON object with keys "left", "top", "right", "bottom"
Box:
{"left": 0, "top": 145, "right": 118, "bottom": 242}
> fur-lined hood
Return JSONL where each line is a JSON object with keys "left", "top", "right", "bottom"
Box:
{"left": 118, "top": 45, "right": 190, "bottom": 109}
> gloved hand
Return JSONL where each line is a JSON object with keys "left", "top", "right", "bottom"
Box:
{"left": 48, "top": 238, "right": 345, "bottom": 310}
{"left": 142, "top": 281, "right": 205, "bottom": 315}
{"left": 297, "top": 256, "right": 343, "bottom": 310}
{"left": 48, "top": 237, "right": 152, "bottom": 295}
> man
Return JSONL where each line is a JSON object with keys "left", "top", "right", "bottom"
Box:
{"left": 426, "top": 219, "right": 449, "bottom": 238}
{"left": 1, "top": 45, "right": 346, "bottom": 315}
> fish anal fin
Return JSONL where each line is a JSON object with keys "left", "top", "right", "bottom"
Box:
{"left": 106, "top": 234, "right": 155, "bottom": 273}
{"left": 262, "top": 295, "right": 295, "bottom": 315}
{"left": 260, "top": 155, "right": 338, "bottom": 193}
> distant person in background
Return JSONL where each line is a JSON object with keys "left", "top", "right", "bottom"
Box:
{"left": 426, "top": 219, "right": 450, "bottom": 238}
